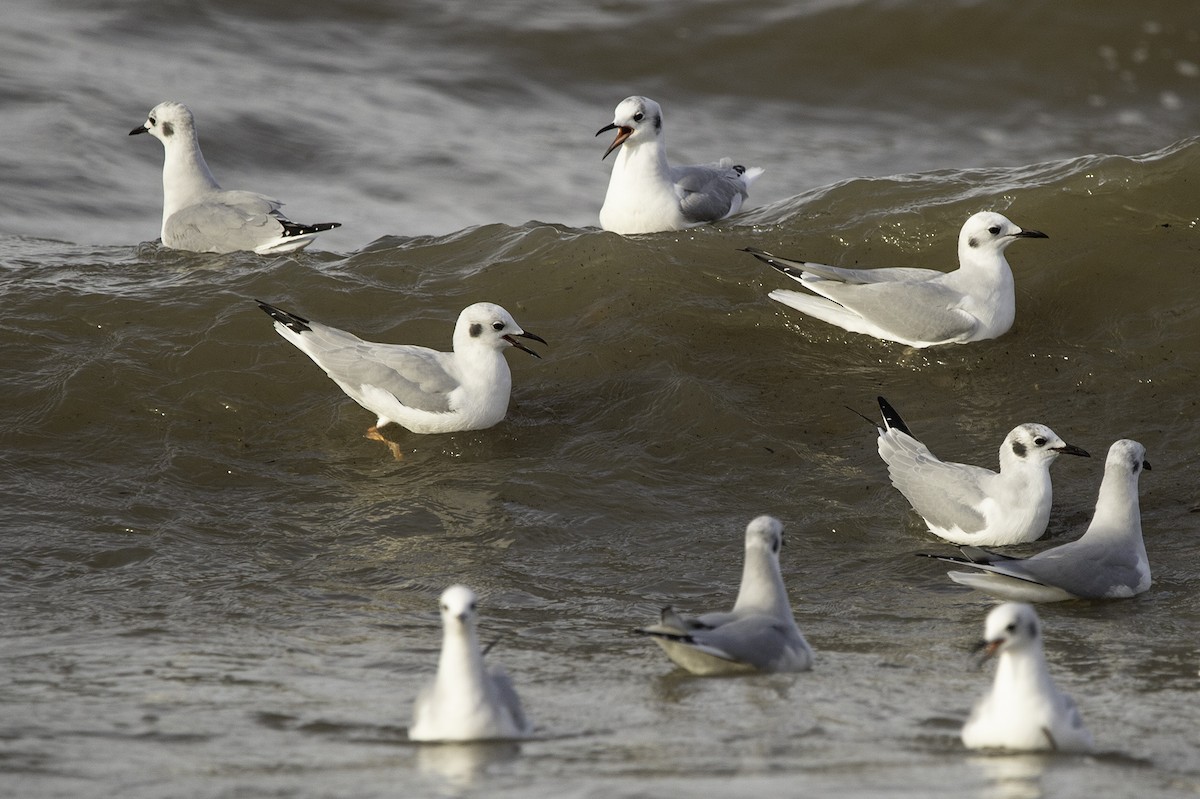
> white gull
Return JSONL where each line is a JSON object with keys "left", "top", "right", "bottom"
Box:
{"left": 130, "top": 101, "right": 339, "bottom": 254}
{"left": 745, "top": 211, "right": 1047, "bottom": 347}
{"left": 596, "top": 96, "right": 763, "bottom": 234}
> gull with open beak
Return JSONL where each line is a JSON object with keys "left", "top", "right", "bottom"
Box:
{"left": 257, "top": 301, "right": 545, "bottom": 458}
{"left": 596, "top": 96, "right": 763, "bottom": 235}
{"left": 962, "top": 602, "right": 1094, "bottom": 752}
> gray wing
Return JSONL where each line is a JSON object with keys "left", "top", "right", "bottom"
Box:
{"left": 1014, "top": 538, "right": 1143, "bottom": 598}
{"left": 637, "top": 606, "right": 735, "bottom": 636}
{"left": 487, "top": 667, "right": 528, "bottom": 734}
{"left": 164, "top": 190, "right": 288, "bottom": 253}
{"left": 807, "top": 279, "right": 979, "bottom": 344}
{"left": 689, "top": 614, "right": 796, "bottom": 669}
{"left": 285, "top": 321, "right": 458, "bottom": 414}
{"left": 879, "top": 430, "right": 990, "bottom": 534}
{"left": 799, "top": 262, "right": 942, "bottom": 285}
{"left": 670, "top": 161, "right": 749, "bottom": 223}
{"left": 744, "top": 248, "right": 941, "bottom": 285}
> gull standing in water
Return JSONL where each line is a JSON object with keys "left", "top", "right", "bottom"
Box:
{"left": 409, "top": 585, "right": 531, "bottom": 742}
{"left": 130, "top": 101, "right": 340, "bottom": 254}
{"left": 962, "top": 602, "right": 1094, "bottom": 753}
{"left": 745, "top": 211, "right": 1047, "bottom": 347}
{"left": 257, "top": 301, "right": 545, "bottom": 458}
{"left": 636, "top": 515, "right": 813, "bottom": 675}
{"left": 927, "top": 440, "right": 1152, "bottom": 602}
{"left": 596, "top": 96, "right": 763, "bottom": 234}
{"left": 875, "top": 396, "right": 1089, "bottom": 546}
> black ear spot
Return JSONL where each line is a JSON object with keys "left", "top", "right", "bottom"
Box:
{"left": 1027, "top": 620, "right": 1039, "bottom": 639}
{"left": 653, "top": 114, "right": 662, "bottom": 132}
{"left": 967, "top": 236, "right": 979, "bottom": 248}
{"left": 469, "top": 323, "right": 483, "bottom": 337}
{"left": 162, "top": 121, "right": 174, "bottom": 137}
{"left": 1011, "top": 441, "right": 1027, "bottom": 458}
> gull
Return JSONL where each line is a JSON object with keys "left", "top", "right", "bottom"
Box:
{"left": 875, "top": 396, "right": 1089, "bottom": 546}
{"left": 409, "top": 585, "right": 531, "bottom": 742}
{"left": 635, "top": 515, "right": 813, "bottom": 675}
{"left": 744, "top": 211, "right": 1048, "bottom": 347}
{"left": 596, "top": 96, "right": 763, "bottom": 235}
{"left": 961, "top": 602, "right": 1094, "bottom": 753}
{"left": 257, "top": 301, "right": 545, "bottom": 458}
{"left": 130, "top": 101, "right": 340, "bottom": 254}
{"left": 925, "top": 440, "right": 1152, "bottom": 602}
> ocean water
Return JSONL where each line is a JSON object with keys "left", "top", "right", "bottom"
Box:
{"left": 1, "top": 1, "right": 1198, "bottom": 797}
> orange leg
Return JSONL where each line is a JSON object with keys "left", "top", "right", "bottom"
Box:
{"left": 365, "top": 426, "right": 404, "bottom": 460}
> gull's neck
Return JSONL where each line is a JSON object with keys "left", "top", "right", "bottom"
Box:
{"left": 600, "top": 135, "right": 685, "bottom": 233}
{"left": 946, "top": 245, "right": 1016, "bottom": 338}
{"left": 1082, "top": 465, "right": 1143, "bottom": 544}
{"left": 612, "top": 135, "right": 673, "bottom": 185}
{"left": 159, "top": 132, "right": 221, "bottom": 229}
{"left": 434, "top": 619, "right": 488, "bottom": 699}
{"left": 993, "top": 645, "right": 1055, "bottom": 702}
{"left": 731, "top": 546, "right": 791, "bottom": 618}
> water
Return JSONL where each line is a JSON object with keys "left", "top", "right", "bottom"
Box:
{"left": 1, "top": 1, "right": 1199, "bottom": 797}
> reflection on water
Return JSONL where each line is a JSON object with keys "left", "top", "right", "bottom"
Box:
{"left": 967, "top": 752, "right": 1053, "bottom": 799}
{"left": 415, "top": 740, "right": 522, "bottom": 788}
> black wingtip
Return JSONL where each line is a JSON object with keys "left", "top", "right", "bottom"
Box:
{"left": 256, "top": 299, "right": 312, "bottom": 333}
{"left": 877, "top": 396, "right": 914, "bottom": 437}
{"left": 633, "top": 628, "right": 695, "bottom": 644}
{"left": 280, "top": 221, "right": 342, "bottom": 238}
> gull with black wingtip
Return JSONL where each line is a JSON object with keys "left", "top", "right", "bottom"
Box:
{"left": 257, "top": 300, "right": 545, "bottom": 458}
{"left": 875, "top": 396, "right": 1089, "bottom": 546}
{"left": 130, "top": 101, "right": 339, "bottom": 254}
{"left": 746, "top": 211, "right": 1047, "bottom": 347}
{"left": 635, "top": 515, "right": 813, "bottom": 675}
{"left": 926, "top": 439, "right": 1152, "bottom": 602}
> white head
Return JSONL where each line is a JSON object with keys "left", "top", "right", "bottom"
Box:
{"left": 439, "top": 584, "right": 480, "bottom": 629}
{"left": 129, "top": 101, "right": 197, "bottom": 146}
{"left": 453, "top": 302, "right": 545, "bottom": 357}
{"left": 596, "top": 96, "right": 665, "bottom": 159}
{"left": 744, "top": 515, "right": 785, "bottom": 558}
{"left": 1105, "top": 439, "right": 1150, "bottom": 478}
{"left": 998, "top": 423, "right": 1089, "bottom": 470}
{"left": 731, "top": 514, "right": 791, "bottom": 617}
{"left": 977, "top": 602, "right": 1043, "bottom": 660}
{"left": 958, "top": 211, "right": 1048, "bottom": 256}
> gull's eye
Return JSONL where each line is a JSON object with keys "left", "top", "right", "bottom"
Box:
{"left": 988, "top": 225, "right": 1001, "bottom": 235}
{"left": 469, "top": 602, "right": 477, "bottom": 611}
{"left": 1034, "top": 437, "right": 1047, "bottom": 447}
{"left": 632, "top": 112, "right": 644, "bottom": 122}
{"left": 492, "top": 321, "right": 504, "bottom": 331}
{"left": 148, "top": 117, "right": 156, "bottom": 126}
{"left": 1005, "top": 622, "right": 1017, "bottom": 633}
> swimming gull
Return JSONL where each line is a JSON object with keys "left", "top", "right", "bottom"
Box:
{"left": 596, "top": 96, "right": 763, "bottom": 234}
{"left": 745, "top": 211, "right": 1047, "bottom": 347}
{"left": 130, "top": 101, "right": 339, "bottom": 254}
{"left": 409, "top": 585, "right": 531, "bottom": 742}
{"left": 961, "top": 602, "right": 1094, "bottom": 753}
{"left": 875, "top": 396, "right": 1088, "bottom": 546}
{"left": 925, "top": 440, "right": 1151, "bottom": 602}
{"left": 636, "top": 515, "right": 813, "bottom": 675}
{"left": 257, "top": 300, "right": 545, "bottom": 458}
